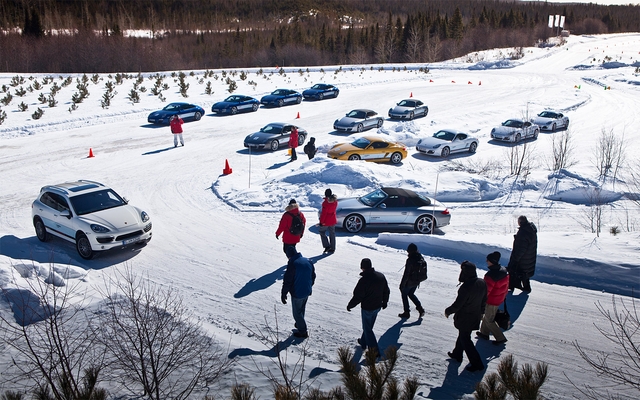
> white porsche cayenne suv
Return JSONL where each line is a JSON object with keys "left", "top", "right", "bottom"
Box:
{"left": 31, "top": 180, "right": 152, "bottom": 260}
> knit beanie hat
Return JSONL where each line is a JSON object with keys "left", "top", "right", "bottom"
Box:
{"left": 486, "top": 251, "right": 501, "bottom": 265}
{"left": 360, "top": 258, "right": 372, "bottom": 270}
{"left": 289, "top": 199, "right": 297, "bottom": 205}
{"left": 407, "top": 243, "right": 418, "bottom": 253}
{"left": 325, "top": 188, "right": 332, "bottom": 197}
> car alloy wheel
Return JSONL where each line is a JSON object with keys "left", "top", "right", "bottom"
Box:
{"left": 231, "top": 107, "right": 238, "bottom": 115}
{"left": 252, "top": 104, "right": 258, "bottom": 112}
{"left": 533, "top": 129, "right": 539, "bottom": 139}
{"left": 344, "top": 214, "right": 365, "bottom": 233}
{"left": 552, "top": 123, "right": 556, "bottom": 131}
{"left": 278, "top": 99, "right": 284, "bottom": 107}
{"left": 357, "top": 124, "right": 364, "bottom": 133}
{"left": 298, "top": 135, "right": 305, "bottom": 146}
{"left": 441, "top": 147, "right": 450, "bottom": 157}
{"left": 296, "top": 97, "right": 301, "bottom": 104}
{"left": 318, "top": 93, "right": 324, "bottom": 100}
{"left": 348, "top": 154, "right": 361, "bottom": 161}
{"left": 469, "top": 142, "right": 478, "bottom": 153}
{"left": 409, "top": 111, "right": 414, "bottom": 120}
{"left": 194, "top": 112, "right": 202, "bottom": 121}
{"left": 270, "top": 140, "right": 279, "bottom": 151}
{"left": 377, "top": 119, "right": 383, "bottom": 128}
{"left": 76, "top": 233, "right": 94, "bottom": 260}
{"left": 514, "top": 133, "right": 521, "bottom": 143}
{"left": 34, "top": 217, "right": 48, "bottom": 242}
{"left": 415, "top": 215, "right": 434, "bottom": 234}
{"left": 390, "top": 152, "right": 403, "bottom": 164}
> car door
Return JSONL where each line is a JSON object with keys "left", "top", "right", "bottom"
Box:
{"left": 452, "top": 134, "right": 469, "bottom": 152}
{"left": 38, "top": 192, "right": 76, "bottom": 241}
{"left": 369, "top": 194, "right": 411, "bottom": 224}
{"left": 178, "top": 104, "right": 195, "bottom": 120}
{"left": 279, "top": 125, "right": 292, "bottom": 146}
{"left": 523, "top": 121, "right": 534, "bottom": 138}
{"left": 283, "top": 90, "right": 295, "bottom": 105}
{"left": 364, "top": 111, "right": 377, "bottom": 129}
{"left": 362, "top": 141, "right": 389, "bottom": 161}
{"left": 239, "top": 97, "right": 253, "bottom": 112}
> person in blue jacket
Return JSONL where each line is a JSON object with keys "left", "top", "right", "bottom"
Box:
{"left": 281, "top": 247, "right": 316, "bottom": 338}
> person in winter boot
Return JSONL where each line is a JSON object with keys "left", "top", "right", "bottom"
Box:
{"left": 347, "top": 258, "right": 390, "bottom": 356}
{"left": 276, "top": 199, "right": 306, "bottom": 255}
{"left": 288, "top": 126, "right": 299, "bottom": 162}
{"left": 281, "top": 247, "right": 316, "bottom": 339}
{"left": 445, "top": 261, "right": 487, "bottom": 372}
{"left": 170, "top": 115, "right": 184, "bottom": 147}
{"left": 477, "top": 251, "right": 509, "bottom": 345}
{"left": 319, "top": 188, "right": 338, "bottom": 253}
{"left": 508, "top": 215, "right": 538, "bottom": 292}
{"left": 303, "top": 137, "right": 317, "bottom": 160}
{"left": 398, "top": 243, "right": 427, "bottom": 319}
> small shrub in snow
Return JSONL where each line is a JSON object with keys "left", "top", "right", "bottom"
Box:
{"left": 9, "top": 75, "right": 24, "bottom": 87}
{"left": 14, "top": 86, "right": 26, "bottom": 97}
{"left": 127, "top": 89, "right": 140, "bottom": 104}
{"left": 18, "top": 102, "right": 28, "bottom": 111}
{"left": 61, "top": 77, "right": 73, "bottom": 87}
{"left": 204, "top": 81, "right": 213, "bottom": 95}
{"left": 0, "top": 109, "right": 6, "bottom": 124}
{"left": 68, "top": 103, "right": 78, "bottom": 112}
{"left": 32, "top": 107, "right": 43, "bottom": 119}
{"left": 1, "top": 93, "right": 13, "bottom": 106}
{"left": 91, "top": 74, "right": 100, "bottom": 84}
{"left": 609, "top": 226, "right": 620, "bottom": 235}
{"left": 178, "top": 72, "right": 189, "bottom": 97}
{"left": 47, "top": 94, "right": 58, "bottom": 108}
{"left": 226, "top": 77, "right": 237, "bottom": 93}
{"left": 240, "top": 71, "right": 247, "bottom": 80}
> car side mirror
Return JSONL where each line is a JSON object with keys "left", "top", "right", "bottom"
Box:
{"left": 379, "top": 203, "right": 387, "bottom": 209}
{"left": 60, "top": 209, "right": 72, "bottom": 219}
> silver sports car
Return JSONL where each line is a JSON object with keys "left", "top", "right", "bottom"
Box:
{"left": 333, "top": 109, "right": 384, "bottom": 133}
{"left": 531, "top": 110, "right": 569, "bottom": 131}
{"left": 388, "top": 99, "right": 429, "bottom": 120}
{"left": 335, "top": 187, "right": 451, "bottom": 234}
{"left": 416, "top": 129, "right": 479, "bottom": 157}
{"left": 491, "top": 119, "right": 540, "bottom": 142}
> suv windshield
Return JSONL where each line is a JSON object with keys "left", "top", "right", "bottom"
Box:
{"left": 70, "top": 189, "right": 126, "bottom": 215}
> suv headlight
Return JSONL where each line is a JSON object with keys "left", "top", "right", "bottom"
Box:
{"left": 91, "top": 224, "right": 110, "bottom": 233}
{"left": 141, "top": 211, "right": 150, "bottom": 222}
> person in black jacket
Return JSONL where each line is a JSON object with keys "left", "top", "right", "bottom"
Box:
{"left": 398, "top": 243, "right": 426, "bottom": 319}
{"left": 347, "top": 258, "right": 390, "bottom": 356}
{"left": 507, "top": 215, "right": 538, "bottom": 292}
{"left": 445, "top": 261, "right": 487, "bottom": 372}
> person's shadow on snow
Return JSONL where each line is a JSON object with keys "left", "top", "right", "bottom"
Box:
{"left": 267, "top": 161, "right": 292, "bottom": 169}
{"left": 426, "top": 358, "right": 480, "bottom": 398}
{"left": 505, "top": 290, "right": 529, "bottom": 327}
{"left": 227, "top": 335, "right": 299, "bottom": 359}
{"left": 234, "top": 265, "right": 287, "bottom": 298}
{"left": 378, "top": 317, "right": 422, "bottom": 354}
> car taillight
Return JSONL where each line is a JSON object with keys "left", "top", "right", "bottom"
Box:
{"left": 440, "top": 209, "right": 450, "bottom": 215}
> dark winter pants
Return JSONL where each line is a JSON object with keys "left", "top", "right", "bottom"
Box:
{"left": 283, "top": 243, "right": 297, "bottom": 255}
{"left": 319, "top": 224, "right": 336, "bottom": 251}
{"left": 450, "top": 329, "right": 483, "bottom": 369}
{"left": 360, "top": 308, "right": 381, "bottom": 354}
{"left": 290, "top": 147, "right": 297, "bottom": 161}
{"left": 401, "top": 286, "right": 422, "bottom": 314}
{"left": 291, "top": 296, "right": 308, "bottom": 334}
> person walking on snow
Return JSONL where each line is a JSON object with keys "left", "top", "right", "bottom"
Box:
{"left": 445, "top": 261, "right": 487, "bottom": 372}
{"left": 170, "top": 115, "right": 184, "bottom": 147}
{"left": 507, "top": 215, "right": 538, "bottom": 292}
{"left": 477, "top": 251, "right": 509, "bottom": 345}
{"left": 319, "top": 188, "right": 338, "bottom": 253}
{"left": 398, "top": 243, "right": 426, "bottom": 319}
{"left": 288, "top": 127, "right": 299, "bottom": 162}
{"left": 281, "top": 247, "right": 316, "bottom": 339}
{"left": 347, "top": 258, "right": 390, "bottom": 356}
{"left": 276, "top": 199, "right": 306, "bottom": 255}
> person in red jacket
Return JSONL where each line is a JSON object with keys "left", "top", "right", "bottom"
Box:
{"left": 288, "top": 127, "right": 299, "bottom": 162}
{"left": 276, "top": 199, "right": 306, "bottom": 255}
{"left": 318, "top": 188, "right": 338, "bottom": 253}
{"left": 476, "top": 251, "right": 509, "bottom": 345}
{"left": 170, "top": 115, "right": 184, "bottom": 147}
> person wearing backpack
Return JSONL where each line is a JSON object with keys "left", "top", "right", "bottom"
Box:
{"left": 303, "top": 137, "right": 317, "bottom": 160}
{"left": 276, "top": 199, "right": 306, "bottom": 255}
{"left": 281, "top": 247, "right": 316, "bottom": 339}
{"left": 398, "top": 243, "right": 427, "bottom": 319}
{"left": 318, "top": 188, "right": 338, "bottom": 253}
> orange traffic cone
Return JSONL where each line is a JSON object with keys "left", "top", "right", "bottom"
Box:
{"left": 410, "top": 92, "right": 413, "bottom": 98}
{"left": 223, "top": 159, "right": 232, "bottom": 175}
{"left": 296, "top": 112, "right": 300, "bottom": 119}
{"left": 88, "top": 148, "right": 94, "bottom": 158}
{"left": 429, "top": 79, "right": 434, "bottom": 83}
{"left": 479, "top": 81, "right": 482, "bottom": 85}
{"left": 468, "top": 81, "right": 472, "bottom": 84}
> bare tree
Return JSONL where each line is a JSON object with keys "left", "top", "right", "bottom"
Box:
{"left": 508, "top": 141, "right": 534, "bottom": 177}
{"left": 571, "top": 296, "right": 640, "bottom": 399}
{"left": 405, "top": 27, "right": 422, "bottom": 63}
{"left": 548, "top": 129, "right": 577, "bottom": 171}
{"left": 0, "top": 264, "right": 106, "bottom": 398}
{"left": 96, "top": 267, "right": 231, "bottom": 399}
{"left": 624, "top": 159, "right": 640, "bottom": 209}
{"left": 593, "top": 128, "right": 626, "bottom": 182}
{"left": 424, "top": 34, "right": 441, "bottom": 63}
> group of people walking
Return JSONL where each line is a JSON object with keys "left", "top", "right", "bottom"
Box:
{"left": 277, "top": 190, "right": 538, "bottom": 370}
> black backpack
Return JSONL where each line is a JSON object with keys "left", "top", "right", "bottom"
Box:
{"left": 288, "top": 212, "right": 304, "bottom": 235}
{"left": 414, "top": 256, "right": 428, "bottom": 282}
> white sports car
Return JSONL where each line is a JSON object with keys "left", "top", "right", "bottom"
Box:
{"left": 32, "top": 180, "right": 152, "bottom": 260}
{"left": 531, "top": 110, "right": 569, "bottom": 131}
{"left": 491, "top": 119, "right": 540, "bottom": 143}
{"left": 416, "top": 129, "right": 479, "bottom": 157}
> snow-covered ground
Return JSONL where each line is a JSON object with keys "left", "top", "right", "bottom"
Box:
{"left": 1, "top": 33, "right": 639, "bottom": 398}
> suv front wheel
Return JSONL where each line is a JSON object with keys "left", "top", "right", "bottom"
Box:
{"left": 34, "top": 217, "right": 48, "bottom": 241}
{"left": 76, "top": 233, "right": 94, "bottom": 260}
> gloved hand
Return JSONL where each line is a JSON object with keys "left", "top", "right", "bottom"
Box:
{"left": 275, "top": 234, "right": 279, "bottom": 239}
{"left": 281, "top": 294, "right": 287, "bottom": 304}
{"left": 445, "top": 312, "right": 450, "bottom": 319}
{"left": 382, "top": 302, "right": 387, "bottom": 310}
{"left": 346, "top": 306, "right": 351, "bottom": 312}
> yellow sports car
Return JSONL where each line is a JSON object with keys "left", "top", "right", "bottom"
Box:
{"left": 327, "top": 136, "right": 408, "bottom": 164}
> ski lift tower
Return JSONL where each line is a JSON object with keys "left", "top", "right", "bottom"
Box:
{"left": 548, "top": 15, "right": 565, "bottom": 36}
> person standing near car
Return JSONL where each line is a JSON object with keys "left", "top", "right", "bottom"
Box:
{"left": 288, "top": 126, "right": 299, "bottom": 162}
{"left": 276, "top": 199, "right": 306, "bottom": 255}
{"left": 398, "top": 243, "right": 426, "bottom": 319}
{"left": 281, "top": 247, "right": 316, "bottom": 339}
{"left": 507, "top": 215, "right": 538, "bottom": 292}
{"left": 303, "top": 137, "right": 317, "bottom": 160}
{"left": 170, "top": 114, "right": 184, "bottom": 147}
{"left": 477, "top": 251, "right": 509, "bottom": 345}
{"left": 347, "top": 258, "right": 390, "bottom": 356}
{"left": 319, "top": 188, "right": 338, "bottom": 253}
{"left": 445, "top": 261, "right": 487, "bottom": 372}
